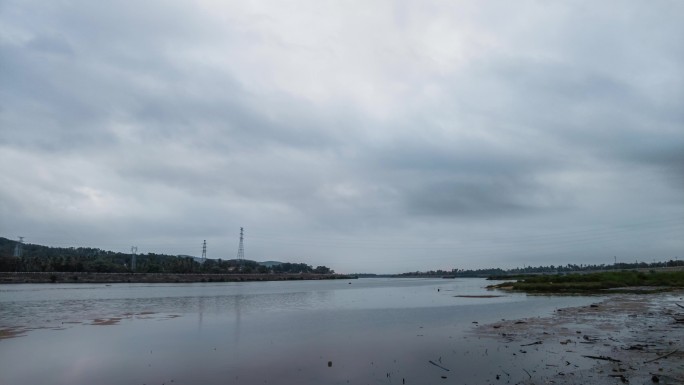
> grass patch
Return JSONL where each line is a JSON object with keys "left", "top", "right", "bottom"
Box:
{"left": 491, "top": 271, "right": 684, "bottom": 293}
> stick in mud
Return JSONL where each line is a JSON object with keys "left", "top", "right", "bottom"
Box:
{"left": 582, "top": 355, "right": 621, "bottom": 363}
{"left": 522, "top": 368, "right": 532, "bottom": 379}
{"left": 428, "top": 360, "right": 450, "bottom": 371}
{"left": 643, "top": 349, "right": 679, "bottom": 364}
{"left": 520, "top": 341, "right": 543, "bottom": 347}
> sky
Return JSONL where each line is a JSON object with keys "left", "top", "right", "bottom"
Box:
{"left": 1, "top": 1, "right": 683, "bottom": 274}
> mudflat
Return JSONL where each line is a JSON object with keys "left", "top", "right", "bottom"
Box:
{"left": 474, "top": 291, "right": 684, "bottom": 384}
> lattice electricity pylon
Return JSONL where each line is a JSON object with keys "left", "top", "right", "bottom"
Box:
{"left": 236, "top": 227, "right": 245, "bottom": 261}
{"left": 202, "top": 240, "right": 207, "bottom": 262}
{"left": 13, "top": 236, "right": 24, "bottom": 257}
{"left": 131, "top": 246, "right": 138, "bottom": 271}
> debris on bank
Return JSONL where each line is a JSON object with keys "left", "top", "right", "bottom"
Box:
{"left": 473, "top": 293, "right": 684, "bottom": 384}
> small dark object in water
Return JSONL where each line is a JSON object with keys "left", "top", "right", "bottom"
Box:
{"left": 590, "top": 304, "right": 599, "bottom": 308}
{"left": 441, "top": 375, "right": 447, "bottom": 379}
{"left": 652, "top": 375, "right": 660, "bottom": 383}
{"left": 328, "top": 361, "right": 332, "bottom": 367}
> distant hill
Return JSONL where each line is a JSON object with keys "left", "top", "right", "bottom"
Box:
{"left": 180, "top": 256, "right": 283, "bottom": 267}
{"left": 0, "top": 237, "right": 333, "bottom": 275}
{"left": 258, "top": 261, "right": 283, "bottom": 267}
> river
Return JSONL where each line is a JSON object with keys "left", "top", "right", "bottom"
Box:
{"left": 0, "top": 278, "right": 599, "bottom": 385}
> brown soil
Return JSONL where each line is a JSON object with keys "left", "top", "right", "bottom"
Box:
{"left": 0, "top": 327, "right": 28, "bottom": 339}
{"left": 91, "top": 317, "right": 122, "bottom": 326}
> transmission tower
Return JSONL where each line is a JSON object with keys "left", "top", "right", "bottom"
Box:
{"left": 236, "top": 227, "right": 245, "bottom": 261}
{"left": 131, "top": 246, "right": 138, "bottom": 272}
{"left": 202, "top": 240, "right": 207, "bottom": 262}
{"left": 13, "top": 236, "right": 24, "bottom": 257}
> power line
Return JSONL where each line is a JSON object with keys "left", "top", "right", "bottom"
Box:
{"left": 249, "top": 217, "right": 684, "bottom": 249}
{"left": 8, "top": 215, "right": 682, "bottom": 259}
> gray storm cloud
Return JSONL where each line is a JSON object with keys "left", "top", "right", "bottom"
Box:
{"left": 1, "top": 0, "right": 682, "bottom": 273}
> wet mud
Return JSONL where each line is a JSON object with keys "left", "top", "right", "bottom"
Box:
{"left": 0, "top": 327, "right": 28, "bottom": 340}
{"left": 0, "top": 311, "right": 185, "bottom": 338}
{"left": 473, "top": 291, "right": 684, "bottom": 384}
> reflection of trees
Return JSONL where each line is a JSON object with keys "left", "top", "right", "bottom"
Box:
{"left": 233, "top": 295, "right": 242, "bottom": 346}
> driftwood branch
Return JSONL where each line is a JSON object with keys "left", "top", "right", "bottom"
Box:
{"left": 428, "top": 360, "right": 450, "bottom": 371}
{"left": 643, "top": 350, "right": 679, "bottom": 364}
{"left": 582, "top": 355, "right": 621, "bottom": 363}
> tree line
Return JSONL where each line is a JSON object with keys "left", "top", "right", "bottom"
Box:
{"left": 0, "top": 237, "right": 334, "bottom": 275}
{"left": 395, "top": 260, "right": 684, "bottom": 278}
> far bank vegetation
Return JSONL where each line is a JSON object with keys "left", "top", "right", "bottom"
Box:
{"left": 0, "top": 237, "right": 333, "bottom": 275}
{"left": 491, "top": 271, "right": 684, "bottom": 293}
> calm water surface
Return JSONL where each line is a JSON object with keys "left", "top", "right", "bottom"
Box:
{"left": 0, "top": 278, "right": 599, "bottom": 385}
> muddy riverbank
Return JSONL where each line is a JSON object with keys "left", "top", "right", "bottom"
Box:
{"left": 0, "top": 271, "right": 355, "bottom": 284}
{"left": 474, "top": 291, "right": 684, "bottom": 384}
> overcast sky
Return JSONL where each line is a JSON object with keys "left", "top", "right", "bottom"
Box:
{"left": 1, "top": 1, "right": 683, "bottom": 273}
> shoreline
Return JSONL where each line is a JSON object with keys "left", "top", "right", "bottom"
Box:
{"left": 2, "top": 279, "right": 681, "bottom": 384}
{"left": 0, "top": 271, "right": 356, "bottom": 284}
{"left": 473, "top": 290, "right": 684, "bottom": 384}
